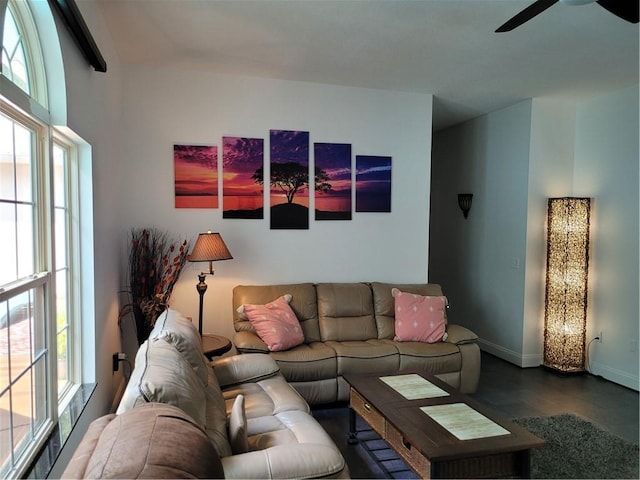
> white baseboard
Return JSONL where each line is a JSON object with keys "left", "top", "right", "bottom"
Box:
{"left": 479, "top": 338, "right": 639, "bottom": 391}
{"left": 589, "top": 361, "right": 639, "bottom": 391}
{"left": 478, "top": 339, "right": 542, "bottom": 368}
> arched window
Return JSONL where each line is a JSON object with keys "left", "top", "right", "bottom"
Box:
{"left": 1, "top": 1, "right": 86, "bottom": 477}
{"left": 1, "top": 2, "right": 30, "bottom": 93}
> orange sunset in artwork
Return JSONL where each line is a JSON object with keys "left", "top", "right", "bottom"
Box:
{"left": 174, "top": 144, "right": 218, "bottom": 208}
{"left": 222, "top": 136, "right": 264, "bottom": 219}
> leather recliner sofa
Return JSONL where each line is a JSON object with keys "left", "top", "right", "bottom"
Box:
{"left": 62, "top": 309, "right": 348, "bottom": 479}
{"left": 232, "top": 282, "right": 481, "bottom": 405}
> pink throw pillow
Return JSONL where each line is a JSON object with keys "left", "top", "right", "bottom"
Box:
{"left": 392, "top": 288, "right": 448, "bottom": 343}
{"left": 242, "top": 295, "right": 304, "bottom": 351}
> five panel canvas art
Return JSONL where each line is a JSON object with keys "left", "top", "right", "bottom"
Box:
{"left": 174, "top": 130, "right": 392, "bottom": 229}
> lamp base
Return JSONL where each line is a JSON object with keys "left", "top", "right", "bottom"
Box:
{"left": 542, "top": 363, "right": 587, "bottom": 375}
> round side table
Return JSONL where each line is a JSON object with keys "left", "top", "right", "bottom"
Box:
{"left": 202, "top": 334, "right": 232, "bottom": 360}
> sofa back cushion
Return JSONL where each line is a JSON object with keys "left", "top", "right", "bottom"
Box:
{"left": 233, "top": 283, "right": 321, "bottom": 342}
{"left": 372, "top": 282, "right": 444, "bottom": 339}
{"left": 116, "top": 337, "right": 206, "bottom": 427}
{"left": 148, "top": 308, "right": 209, "bottom": 385}
{"left": 64, "top": 403, "right": 224, "bottom": 479}
{"left": 316, "top": 283, "right": 377, "bottom": 341}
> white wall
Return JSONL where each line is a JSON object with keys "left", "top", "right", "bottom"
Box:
{"left": 431, "top": 85, "right": 639, "bottom": 390}
{"left": 117, "top": 66, "right": 433, "bottom": 350}
{"left": 573, "top": 85, "right": 639, "bottom": 389}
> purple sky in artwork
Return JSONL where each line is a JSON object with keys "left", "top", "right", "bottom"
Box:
{"left": 270, "top": 130, "right": 309, "bottom": 166}
{"left": 315, "top": 142, "right": 352, "bottom": 198}
{"left": 356, "top": 155, "right": 392, "bottom": 212}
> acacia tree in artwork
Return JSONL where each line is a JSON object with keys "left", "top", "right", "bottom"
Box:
{"left": 252, "top": 163, "right": 332, "bottom": 204}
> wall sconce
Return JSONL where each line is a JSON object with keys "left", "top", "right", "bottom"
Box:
{"left": 457, "top": 193, "right": 473, "bottom": 219}
{"left": 543, "top": 197, "right": 591, "bottom": 373}
{"left": 187, "top": 231, "right": 233, "bottom": 335}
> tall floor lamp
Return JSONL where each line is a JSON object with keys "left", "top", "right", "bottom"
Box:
{"left": 543, "top": 198, "right": 591, "bottom": 373}
{"left": 187, "top": 231, "right": 233, "bottom": 335}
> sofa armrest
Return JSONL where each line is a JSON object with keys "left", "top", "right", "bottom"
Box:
{"left": 221, "top": 444, "right": 348, "bottom": 479}
{"left": 233, "top": 331, "right": 269, "bottom": 353}
{"left": 62, "top": 414, "right": 116, "bottom": 479}
{"left": 212, "top": 353, "right": 280, "bottom": 388}
{"left": 444, "top": 324, "right": 478, "bottom": 345}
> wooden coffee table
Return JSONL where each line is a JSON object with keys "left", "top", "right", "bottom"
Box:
{"left": 344, "top": 371, "right": 544, "bottom": 479}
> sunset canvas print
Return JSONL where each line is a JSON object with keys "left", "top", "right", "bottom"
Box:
{"left": 174, "top": 144, "right": 218, "bottom": 208}
{"left": 355, "top": 155, "right": 392, "bottom": 212}
{"left": 222, "top": 136, "right": 264, "bottom": 219}
{"left": 269, "top": 130, "right": 310, "bottom": 229}
{"left": 314, "top": 142, "right": 352, "bottom": 220}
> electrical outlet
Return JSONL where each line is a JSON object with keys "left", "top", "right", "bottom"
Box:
{"left": 597, "top": 331, "right": 603, "bottom": 343}
{"left": 112, "top": 353, "right": 119, "bottom": 372}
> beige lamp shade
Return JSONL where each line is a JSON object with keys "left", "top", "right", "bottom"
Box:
{"left": 188, "top": 232, "right": 233, "bottom": 263}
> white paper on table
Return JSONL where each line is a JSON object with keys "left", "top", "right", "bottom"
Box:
{"left": 379, "top": 373, "right": 450, "bottom": 400}
{"left": 420, "top": 402, "right": 510, "bottom": 440}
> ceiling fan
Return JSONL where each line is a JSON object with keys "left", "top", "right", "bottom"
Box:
{"left": 496, "top": 0, "right": 639, "bottom": 32}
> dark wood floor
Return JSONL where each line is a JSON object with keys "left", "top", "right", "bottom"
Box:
{"left": 312, "top": 352, "right": 639, "bottom": 479}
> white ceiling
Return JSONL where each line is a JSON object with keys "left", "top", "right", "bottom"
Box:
{"left": 95, "top": 0, "right": 639, "bottom": 130}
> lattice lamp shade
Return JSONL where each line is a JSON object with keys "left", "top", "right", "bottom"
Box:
{"left": 543, "top": 197, "right": 591, "bottom": 373}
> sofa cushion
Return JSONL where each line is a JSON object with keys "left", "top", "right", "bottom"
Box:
{"left": 116, "top": 337, "right": 206, "bottom": 427}
{"left": 213, "top": 353, "right": 281, "bottom": 387}
{"left": 390, "top": 339, "right": 462, "bottom": 372}
{"left": 242, "top": 295, "right": 305, "bottom": 351}
{"left": 148, "top": 308, "right": 209, "bottom": 385}
{"left": 269, "top": 342, "right": 337, "bottom": 382}
{"left": 316, "top": 283, "right": 377, "bottom": 341}
{"left": 64, "top": 403, "right": 224, "bottom": 479}
{"left": 229, "top": 394, "right": 249, "bottom": 454}
{"left": 221, "top": 410, "right": 348, "bottom": 479}
{"left": 222, "top": 374, "right": 310, "bottom": 419}
{"left": 392, "top": 288, "right": 448, "bottom": 343}
{"left": 237, "top": 293, "right": 291, "bottom": 320}
{"left": 327, "top": 339, "right": 399, "bottom": 375}
{"left": 234, "top": 283, "right": 321, "bottom": 342}
{"left": 372, "top": 282, "right": 445, "bottom": 339}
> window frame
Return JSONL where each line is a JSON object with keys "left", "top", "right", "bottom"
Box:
{"left": 0, "top": 0, "right": 84, "bottom": 475}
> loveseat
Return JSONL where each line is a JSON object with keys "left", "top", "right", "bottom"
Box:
{"left": 62, "top": 309, "right": 348, "bottom": 479}
{"left": 232, "top": 282, "right": 480, "bottom": 405}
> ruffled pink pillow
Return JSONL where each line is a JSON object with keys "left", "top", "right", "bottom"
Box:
{"left": 241, "top": 295, "right": 304, "bottom": 351}
{"left": 392, "top": 288, "right": 448, "bottom": 343}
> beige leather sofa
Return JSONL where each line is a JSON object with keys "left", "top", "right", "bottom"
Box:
{"left": 63, "top": 309, "right": 348, "bottom": 479}
{"left": 233, "top": 282, "right": 481, "bottom": 405}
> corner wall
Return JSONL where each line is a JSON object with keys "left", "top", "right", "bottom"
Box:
{"left": 574, "top": 85, "right": 639, "bottom": 389}
{"left": 430, "top": 100, "right": 532, "bottom": 361}
{"left": 431, "top": 85, "right": 639, "bottom": 390}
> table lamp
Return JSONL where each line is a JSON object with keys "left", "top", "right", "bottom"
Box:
{"left": 187, "top": 231, "right": 233, "bottom": 335}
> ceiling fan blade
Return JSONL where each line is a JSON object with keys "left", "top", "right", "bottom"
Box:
{"left": 496, "top": 0, "right": 560, "bottom": 32}
{"left": 597, "top": 0, "right": 639, "bottom": 23}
